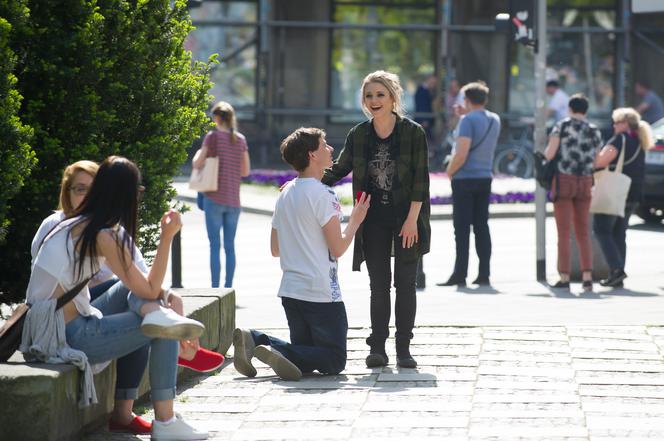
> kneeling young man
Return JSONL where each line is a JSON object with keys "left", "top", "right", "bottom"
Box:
{"left": 233, "top": 127, "right": 370, "bottom": 380}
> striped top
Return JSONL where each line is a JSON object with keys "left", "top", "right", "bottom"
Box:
{"left": 204, "top": 129, "right": 248, "bottom": 207}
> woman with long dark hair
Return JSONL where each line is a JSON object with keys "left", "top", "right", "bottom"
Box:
{"left": 27, "top": 156, "right": 208, "bottom": 440}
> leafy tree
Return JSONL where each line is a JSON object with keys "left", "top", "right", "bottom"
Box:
{"left": 0, "top": 0, "right": 213, "bottom": 304}
{"left": 0, "top": 0, "right": 35, "bottom": 245}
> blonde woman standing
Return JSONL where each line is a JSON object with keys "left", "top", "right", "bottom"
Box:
{"left": 193, "top": 102, "right": 251, "bottom": 288}
{"left": 593, "top": 107, "right": 653, "bottom": 288}
{"left": 322, "top": 70, "right": 431, "bottom": 368}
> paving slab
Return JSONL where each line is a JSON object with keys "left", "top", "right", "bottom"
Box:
{"left": 82, "top": 326, "right": 664, "bottom": 441}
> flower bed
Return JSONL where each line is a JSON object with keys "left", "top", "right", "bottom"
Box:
{"left": 244, "top": 170, "right": 540, "bottom": 205}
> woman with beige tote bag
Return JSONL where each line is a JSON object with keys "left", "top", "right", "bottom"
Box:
{"left": 192, "top": 101, "right": 251, "bottom": 288}
{"left": 592, "top": 107, "right": 653, "bottom": 288}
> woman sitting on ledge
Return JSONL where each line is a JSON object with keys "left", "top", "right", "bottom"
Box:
{"left": 25, "top": 156, "right": 209, "bottom": 441}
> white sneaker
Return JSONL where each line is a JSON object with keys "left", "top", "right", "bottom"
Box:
{"left": 152, "top": 413, "right": 208, "bottom": 440}
{"left": 141, "top": 307, "right": 205, "bottom": 340}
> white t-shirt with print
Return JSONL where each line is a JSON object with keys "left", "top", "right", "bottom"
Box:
{"left": 271, "top": 177, "right": 344, "bottom": 303}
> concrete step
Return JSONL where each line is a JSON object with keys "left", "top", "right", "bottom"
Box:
{"left": 0, "top": 288, "right": 235, "bottom": 441}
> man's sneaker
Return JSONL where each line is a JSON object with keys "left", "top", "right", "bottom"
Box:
{"left": 151, "top": 413, "right": 207, "bottom": 440}
{"left": 232, "top": 328, "right": 257, "bottom": 377}
{"left": 254, "top": 345, "right": 302, "bottom": 381}
{"left": 141, "top": 308, "right": 205, "bottom": 340}
{"left": 178, "top": 348, "right": 224, "bottom": 373}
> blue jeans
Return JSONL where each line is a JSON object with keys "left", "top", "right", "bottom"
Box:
{"left": 451, "top": 178, "right": 492, "bottom": 279}
{"left": 88, "top": 279, "right": 149, "bottom": 400}
{"left": 593, "top": 202, "right": 637, "bottom": 272}
{"left": 65, "top": 283, "right": 178, "bottom": 401}
{"left": 203, "top": 196, "right": 241, "bottom": 288}
{"left": 251, "top": 297, "right": 348, "bottom": 375}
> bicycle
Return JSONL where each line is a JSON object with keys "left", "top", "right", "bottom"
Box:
{"left": 493, "top": 119, "right": 535, "bottom": 179}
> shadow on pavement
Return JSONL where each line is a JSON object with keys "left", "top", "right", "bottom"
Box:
{"left": 528, "top": 282, "right": 658, "bottom": 299}
{"left": 629, "top": 222, "right": 664, "bottom": 232}
{"left": 457, "top": 285, "right": 501, "bottom": 295}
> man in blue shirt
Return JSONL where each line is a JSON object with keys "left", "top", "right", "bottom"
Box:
{"left": 635, "top": 80, "right": 664, "bottom": 125}
{"left": 439, "top": 81, "right": 501, "bottom": 287}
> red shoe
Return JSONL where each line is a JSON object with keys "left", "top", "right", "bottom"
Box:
{"left": 109, "top": 415, "right": 152, "bottom": 434}
{"left": 178, "top": 347, "right": 224, "bottom": 372}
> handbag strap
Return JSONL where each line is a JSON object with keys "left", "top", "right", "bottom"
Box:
{"left": 54, "top": 276, "right": 96, "bottom": 310}
{"left": 614, "top": 133, "right": 627, "bottom": 174}
{"left": 469, "top": 113, "right": 495, "bottom": 152}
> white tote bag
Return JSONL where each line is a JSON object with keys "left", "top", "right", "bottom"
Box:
{"left": 189, "top": 156, "right": 219, "bottom": 192}
{"left": 590, "top": 135, "right": 631, "bottom": 217}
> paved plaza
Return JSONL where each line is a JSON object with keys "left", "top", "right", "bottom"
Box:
{"left": 85, "top": 325, "right": 664, "bottom": 441}
{"left": 83, "top": 180, "right": 664, "bottom": 440}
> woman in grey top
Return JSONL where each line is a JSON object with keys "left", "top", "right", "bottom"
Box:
{"left": 544, "top": 94, "right": 603, "bottom": 292}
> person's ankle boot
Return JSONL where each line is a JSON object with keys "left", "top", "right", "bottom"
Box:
{"left": 365, "top": 345, "right": 389, "bottom": 368}
{"left": 396, "top": 340, "right": 417, "bottom": 368}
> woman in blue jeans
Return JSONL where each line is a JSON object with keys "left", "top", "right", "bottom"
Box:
{"left": 193, "top": 102, "right": 251, "bottom": 288}
{"left": 27, "top": 156, "right": 208, "bottom": 441}
{"left": 593, "top": 108, "right": 652, "bottom": 288}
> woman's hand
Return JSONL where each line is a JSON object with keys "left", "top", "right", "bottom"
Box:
{"left": 160, "top": 209, "right": 182, "bottom": 240}
{"left": 399, "top": 217, "right": 419, "bottom": 249}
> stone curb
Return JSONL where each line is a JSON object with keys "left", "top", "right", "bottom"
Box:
{"left": 0, "top": 288, "right": 235, "bottom": 441}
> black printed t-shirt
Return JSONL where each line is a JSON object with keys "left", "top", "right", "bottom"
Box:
{"left": 366, "top": 127, "right": 397, "bottom": 226}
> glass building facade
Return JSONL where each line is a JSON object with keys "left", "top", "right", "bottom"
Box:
{"left": 186, "top": 0, "right": 664, "bottom": 165}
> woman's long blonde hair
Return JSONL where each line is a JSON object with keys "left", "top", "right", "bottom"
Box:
{"left": 612, "top": 107, "right": 654, "bottom": 151}
{"left": 211, "top": 101, "right": 239, "bottom": 144}
{"left": 360, "top": 70, "right": 405, "bottom": 118}
{"left": 59, "top": 160, "right": 99, "bottom": 216}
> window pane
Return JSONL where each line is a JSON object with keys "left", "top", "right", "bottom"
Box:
{"left": 508, "top": 31, "right": 615, "bottom": 118}
{"left": 189, "top": 1, "right": 257, "bottom": 22}
{"left": 186, "top": 25, "right": 257, "bottom": 108}
{"left": 330, "top": 3, "right": 436, "bottom": 120}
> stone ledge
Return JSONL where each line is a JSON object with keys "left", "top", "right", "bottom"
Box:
{"left": 0, "top": 288, "right": 235, "bottom": 441}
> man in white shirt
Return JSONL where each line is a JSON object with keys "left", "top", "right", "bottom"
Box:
{"left": 232, "top": 127, "right": 370, "bottom": 380}
{"left": 546, "top": 80, "right": 570, "bottom": 122}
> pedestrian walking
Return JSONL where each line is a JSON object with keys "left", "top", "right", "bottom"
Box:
{"left": 439, "top": 81, "right": 500, "bottom": 287}
{"left": 233, "top": 128, "right": 370, "bottom": 381}
{"left": 544, "top": 94, "right": 603, "bottom": 292}
{"left": 322, "top": 70, "right": 431, "bottom": 369}
{"left": 193, "top": 101, "right": 251, "bottom": 288}
{"left": 593, "top": 108, "right": 653, "bottom": 288}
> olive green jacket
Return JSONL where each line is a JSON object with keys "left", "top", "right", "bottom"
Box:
{"left": 322, "top": 115, "right": 431, "bottom": 271}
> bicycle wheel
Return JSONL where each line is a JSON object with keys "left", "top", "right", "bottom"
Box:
{"left": 493, "top": 147, "right": 534, "bottom": 178}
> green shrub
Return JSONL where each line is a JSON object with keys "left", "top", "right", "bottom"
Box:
{"left": 0, "top": 0, "right": 35, "bottom": 245}
{"left": 0, "top": 0, "right": 213, "bottom": 304}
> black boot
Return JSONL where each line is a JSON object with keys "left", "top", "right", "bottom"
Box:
{"left": 395, "top": 340, "right": 417, "bottom": 368}
{"left": 365, "top": 345, "right": 389, "bottom": 368}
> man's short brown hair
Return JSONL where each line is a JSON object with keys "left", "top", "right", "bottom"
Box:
{"left": 461, "top": 81, "right": 490, "bottom": 105}
{"left": 280, "top": 127, "right": 325, "bottom": 172}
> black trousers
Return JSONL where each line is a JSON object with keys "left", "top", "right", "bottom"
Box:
{"left": 451, "top": 178, "right": 492, "bottom": 279}
{"left": 362, "top": 223, "right": 418, "bottom": 349}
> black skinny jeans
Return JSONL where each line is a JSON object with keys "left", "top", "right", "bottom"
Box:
{"left": 451, "top": 178, "right": 492, "bottom": 279}
{"left": 363, "top": 222, "right": 418, "bottom": 350}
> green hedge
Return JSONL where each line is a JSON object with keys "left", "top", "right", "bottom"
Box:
{"left": 0, "top": 0, "right": 35, "bottom": 245}
{"left": 0, "top": 0, "right": 214, "bottom": 304}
